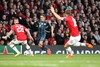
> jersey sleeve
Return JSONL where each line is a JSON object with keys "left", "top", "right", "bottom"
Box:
{"left": 63, "top": 17, "right": 67, "bottom": 21}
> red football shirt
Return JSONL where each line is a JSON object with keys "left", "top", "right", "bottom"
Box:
{"left": 64, "top": 16, "right": 80, "bottom": 36}
{"left": 11, "top": 24, "right": 27, "bottom": 41}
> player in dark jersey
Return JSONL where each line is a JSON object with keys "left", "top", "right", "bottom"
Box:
{"left": 35, "top": 14, "right": 53, "bottom": 55}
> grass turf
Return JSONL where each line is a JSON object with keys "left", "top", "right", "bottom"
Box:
{"left": 0, "top": 54, "right": 100, "bottom": 67}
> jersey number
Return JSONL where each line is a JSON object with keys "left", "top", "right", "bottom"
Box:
{"left": 72, "top": 17, "right": 77, "bottom": 26}
{"left": 16, "top": 26, "right": 24, "bottom": 32}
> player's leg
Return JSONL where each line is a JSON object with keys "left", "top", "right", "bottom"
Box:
{"left": 38, "top": 41, "right": 51, "bottom": 55}
{"left": 38, "top": 41, "right": 49, "bottom": 51}
{"left": 73, "top": 42, "right": 93, "bottom": 48}
{"left": 8, "top": 39, "right": 21, "bottom": 56}
{"left": 38, "top": 33, "right": 48, "bottom": 51}
{"left": 72, "top": 35, "right": 93, "bottom": 48}
{"left": 24, "top": 44, "right": 34, "bottom": 56}
{"left": 65, "top": 35, "right": 93, "bottom": 58}
{"left": 38, "top": 34, "right": 51, "bottom": 55}
{"left": 38, "top": 41, "right": 44, "bottom": 49}
{"left": 64, "top": 45, "right": 73, "bottom": 58}
{"left": 23, "top": 40, "right": 34, "bottom": 56}
{"left": 64, "top": 38, "right": 73, "bottom": 58}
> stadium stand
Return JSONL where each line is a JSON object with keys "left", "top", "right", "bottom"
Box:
{"left": 0, "top": 0, "right": 100, "bottom": 45}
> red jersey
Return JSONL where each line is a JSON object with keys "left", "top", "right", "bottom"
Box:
{"left": 11, "top": 24, "right": 27, "bottom": 41}
{"left": 64, "top": 16, "right": 80, "bottom": 36}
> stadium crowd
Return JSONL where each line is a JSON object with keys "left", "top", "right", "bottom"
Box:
{"left": 0, "top": 0, "right": 100, "bottom": 45}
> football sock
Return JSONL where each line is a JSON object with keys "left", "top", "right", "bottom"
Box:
{"left": 26, "top": 45, "right": 32, "bottom": 55}
{"left": 66, "top": 47, "right": 73, "bottom": 56}
{"left": 73, "top": 42, "right": 86, "bottom": 46}
{"left": 80, "top": 43, "right": 86, "bottom": 46}
{"left": 41, "top": 45, "right": 48, "bottom": 51}
{"left": 10, "top": 44, "right": 20, "bottom": 54}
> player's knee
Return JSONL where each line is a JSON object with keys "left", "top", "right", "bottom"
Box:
{"left": 64, "top": 44, "right": 69, "bottom": 48}
{"left": 8, "top": 42, "right": 13, "bottom": 45}
{"left": 38, "top": 44, "right": 43, "bottom": 48}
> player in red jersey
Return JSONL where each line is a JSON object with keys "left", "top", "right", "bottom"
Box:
{"left": 2, "top": 18, "right": 33, "bottom": 57}
{"left": 50, "top": 6, "right": 93, "bottom": 58}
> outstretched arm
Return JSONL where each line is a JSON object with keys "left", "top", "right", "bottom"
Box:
{"left": 50, "top": 6, "right": 64, "bottom": 20}
{"left": 2, "top": 30, "right": 13, "bottom": 39}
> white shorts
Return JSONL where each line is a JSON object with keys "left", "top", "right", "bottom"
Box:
{"left": 67, "top": 35, "right": 81, "bottom": 45}
{"left": 11, "top": 39, "right": 27, "bottom": 45}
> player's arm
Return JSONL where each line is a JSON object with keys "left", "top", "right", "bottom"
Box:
{"left": 51, "top": 25, "right": 54, "bottom": 37}
{"left": 50, "top": 6, "right": 64, "bottom": 20}
{"left": 2, "top": 30, "right": 14, "bottom": 39}
{"left": 25, "top": 29, "right": 33, "bottom": 40}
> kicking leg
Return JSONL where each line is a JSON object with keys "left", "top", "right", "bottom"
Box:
{"left": 71, "top": 35, "right": 93, "bottom": 48}
{"left": 25, "top": 44, "right": 34, "bottom": 56}
{"left": 38, "top": 41, "right": 51, "bottom": 55}
{"left": 73, "top": 42, "right": 93, "bottom": 48}
{"left": 38, "top": 41, "right": 48, "bottom": 51}
{"left": 8, "top": 42, "right": 20, "bottom": 57}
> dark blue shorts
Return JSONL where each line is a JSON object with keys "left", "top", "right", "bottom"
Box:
{"left": 37, "top": 33, "right": 46, "bottom": 42}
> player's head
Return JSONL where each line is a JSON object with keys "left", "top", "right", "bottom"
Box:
{"left": 13, "top": 18, "right": 19, "bottom": 24}
{"left": 65, "top": 7, "right": 71, "bottom": 16}
{"left": 40, "top": 14, "right": 45, "bottom": 22}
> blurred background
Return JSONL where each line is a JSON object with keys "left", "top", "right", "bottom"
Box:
{"left": 0, "top": 0, "right": 100, "bottom": 46}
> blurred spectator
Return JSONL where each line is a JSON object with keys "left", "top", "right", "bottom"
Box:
{"left": 87, "top": 31, "right": 96, "bottom": 44}
{"left": 93, "top": 30, "right": 100, "bottom": 44}
{"left": 32, "top": 32, "right": 38, "bottom": 45}
{"left": 65, "top": 28, "right": 70, "bottom": 38}
{"left": 48, "top": 37, "right": 55, "bottom": 45}
{"left": 82, "top": 35, "right": 89, "bottom": 43}
{"left": 0, "top": 39, "right": 5, "bottom": 45}
{"left": 90, "top": 39, "right": 96, "bottom": 45}
{"left": 52, "top": 40, "right": 57, "bottom": 45}
{"left": 55, "top": 29, "right": 62, "bottom": 45}
{"left": 0, "top": 0, "right": 100, "bottom": 45}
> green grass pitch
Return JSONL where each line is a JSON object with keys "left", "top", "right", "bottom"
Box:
{"left": 0, "top": 54, "right": 100, "bottom": 67}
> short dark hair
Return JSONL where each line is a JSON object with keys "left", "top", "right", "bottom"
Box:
{"left": 40, "top": 14, "right": 45, "bottom": 18}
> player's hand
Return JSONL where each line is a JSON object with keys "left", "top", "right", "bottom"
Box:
{"left": 50, "top": 5, "right": 55, "bottom": 13}
{"left": 2, "top": 36, "right": 7, "bottom": 40}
